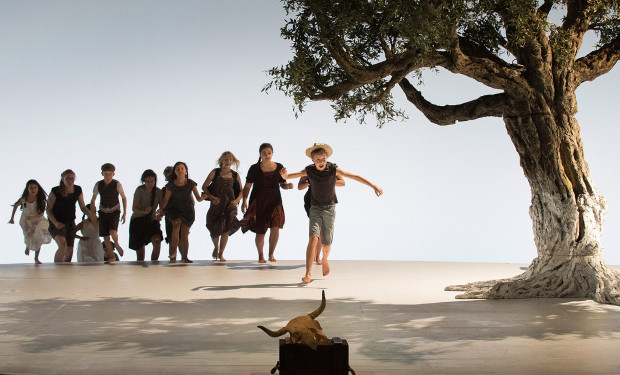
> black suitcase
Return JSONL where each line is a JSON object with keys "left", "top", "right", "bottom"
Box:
{"left": 271, "top": 337, "right": 355, "bottom": 375}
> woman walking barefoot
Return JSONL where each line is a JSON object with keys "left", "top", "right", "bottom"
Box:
{"left": 47, "top": 170, "right": 95, "bottom": 263}
{"left": 8, "top": 180, "right": 52, "bottom": 264}
{"left": 241, "top": 143, "right": 293, "bottom": 263}
{"left": 129, "top": 169, "right": 164, "bottom": 262}
{"left": 157, "top": 162, "right": 206, "bottom": 263}
{"left": 202, "top": 152, "right": 242, "bottom": 262}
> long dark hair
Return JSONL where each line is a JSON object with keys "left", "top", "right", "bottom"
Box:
{"left": 170, "top": 161, "right": 189, "bottom": 182}
{"left": 13, "top": 179, "right": 47, "bottom": 214}
{"left": 258, "top": 143, "right": 273, "bottom": 163}
{"left": 141, "top": 169, "right": 158, "bottom": 207}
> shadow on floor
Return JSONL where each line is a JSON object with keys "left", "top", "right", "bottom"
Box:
{"left": 2, "top": 293, "right": 619, "bottom": 365}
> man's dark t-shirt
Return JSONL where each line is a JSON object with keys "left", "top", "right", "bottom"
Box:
{"left": 305, "top": 162, "right": 338, "bottom": 206}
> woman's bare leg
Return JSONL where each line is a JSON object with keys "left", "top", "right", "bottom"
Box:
{"left": 53, "top": 236, "right": 68, "bottom": 263}
{"left": 268, "top": 227, "right": 279, "bottom": 262}
{"left": 314, "top": 233, "right": 323, "bottom": 264}
{"left": 302, "top": 235, "right": 319, "bottom": 283}
{"left": 170, "top": 219, "right": 181, "bottom": 261}
{"left": 63, "top": 246, "right": 74, "bottom": 262}
{"left": 179, "top": 224, "right": 192, "bottom": 263}
{"left": 151, "top": 236, "right": 161, "bottom": 261}
{"left": 211, "top": 236, "right": 220, "bottom": 260}
{"left": 34, "top": 250, "right": 42, "bottom": 264}
{"left": 218, "top": 233, "right": 229, "bottom": 261}
{"left": 103, "top": 235, "right": 114, "bottom": 261}
{"left": 321, "top": 245, "right": 331, "bottom": 276}
{"left": 110, "top": 230, "right": 124, "bottom": 257}
{"left": 136, "top": 246, "right": 146, "bottom": 261}
{"left": 255, "top": 233, "right": 266, "bottom": 263}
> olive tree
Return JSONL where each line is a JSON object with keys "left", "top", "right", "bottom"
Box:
{"left": 265, "top": 0, "right": 620, "bottom": 304}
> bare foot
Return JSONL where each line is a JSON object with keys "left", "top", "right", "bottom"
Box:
{"left": 114, "top": 243, "right": 124, "bottom": 257}
{"left": 258, "top": 258, "right": 267, "bottom": 263}
{"left": 302, "top": 275, "right": 311, "bottom": 283}
{"left": 169, "top": 252, "right": 177, "bottom": 260}
{"left": 315, "top": 257, "right": 322, "bottom": 265}
{"left": 182, "top": 258, "right": 193, "bottom": 263}
{"left": 269, "top": 257, "right": 277, "bottom": 262}
{"left": 25, "top": 248, "right": 30, "bottom": 256}
{"left": 35, "top": 259, "right": 42, "bottom": 265}
{"left": 322, "top": 259, "right": 330, "bottom": 276}
{"left": 212, "top": 249, "right": 218, "bottom": 259}
{"left": 218, "top": 253, "right": 227, "bottom": 262}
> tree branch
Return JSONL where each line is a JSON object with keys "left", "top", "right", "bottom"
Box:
{"left": 439, "top": 36, "right": 528, "bottom": 94}
{"left": 561, "top": 0, "right": 590, "bottom": 62}
{"left": 574, "top": 36, "right": 620, "bottom": 85}
{"left": 311, "top": 5, "right": 445, "bottom": 85}
{"left": 313, "top": 50, "right": 447, "bottom": 100}
{"left": 399, "top": 78, "right": 507, "bottom": 126}
{"left": 537, "top": 0, "right": 554, "bottom": 17}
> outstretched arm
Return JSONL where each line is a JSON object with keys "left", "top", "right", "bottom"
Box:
{"left": 192, "top": 185, "right": 207, "bottom": 202}
{"left": 279, "top": 168, "right": 304, "bottom": 190}
{"left": 119, "top": 189, "right": 127, "bottom": 224}
{"left": 336, "top": 168, "right": 383, "bottom": 196}
{"left": 241, "top": 182, "right": 252, "bottom": 214}
{"left": 90, "top": 183, "right": 98, "bottom": 218}
{"left": 157, "top": 189, "right": 172, "bottom": 219}
{"left": 46, "top": 192, "right": 62, "bottom": 229}
{"left": 78, "top": 194, "right": 94, "bottom": 221}
{"left": 8, "top": 198, "right": 22, "bottom": 223}
{"left": 231, "top": 173, "right": 243, "bottom": 207}
{"left": 298, "top": 176, "right": 310, "bottom": 190}
{"left": 336, "top": 175, "right": 345, "bottom": 187}
{"left": 280, "top": 168, "right": 307, "bottom": 180}
{"left": 202, "top": 170, "right": 220, "bottom": 204}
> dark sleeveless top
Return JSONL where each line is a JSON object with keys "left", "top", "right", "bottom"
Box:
{"left": 98, "top": 180, "right": 119, "bottom": 209}
{"left": 51, "top": 185, "right": 82, "bottom": 222}
{"left": 305, "top": 162, "right": 338, "bottom": 206}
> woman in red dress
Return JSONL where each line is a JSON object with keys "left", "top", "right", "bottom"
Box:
{"left": 241, "top": 143, "right": 293, "bottom": 263}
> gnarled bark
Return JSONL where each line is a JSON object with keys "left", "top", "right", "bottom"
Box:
{"left": 446, "top": 97, "right": 620, "bottom": 304}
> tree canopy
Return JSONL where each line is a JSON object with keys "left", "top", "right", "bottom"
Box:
{"left": 265, "top": 0, "right": 620, "bottom": 126}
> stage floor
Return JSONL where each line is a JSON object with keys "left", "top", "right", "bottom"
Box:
{"left": 1, "top": 260, "right": 619, "bottom": 374}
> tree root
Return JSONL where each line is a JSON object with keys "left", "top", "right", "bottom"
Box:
{"left": 445, "top": 256, "right": 620, "bottom": 305}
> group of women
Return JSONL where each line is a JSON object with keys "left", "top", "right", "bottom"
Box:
{"left": 10, "top": 143, "right": 295, "bottom": 264}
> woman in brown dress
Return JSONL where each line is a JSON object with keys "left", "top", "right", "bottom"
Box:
{"left": 241, "top": 143, "right": 293, "bottom": 263}
{"left": 157, "top": 162, "right": 207, "bottom": 263}
{"left": 202, "top": 151, "right": 242, "bottom": 261}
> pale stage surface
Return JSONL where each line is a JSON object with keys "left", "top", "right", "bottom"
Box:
{"left": 1, "top": 260, "right": 619, "bottom": 374}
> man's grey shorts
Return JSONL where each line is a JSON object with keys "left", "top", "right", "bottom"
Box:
{"left": 309, "top": 204, "right": 336, "bottom": 246}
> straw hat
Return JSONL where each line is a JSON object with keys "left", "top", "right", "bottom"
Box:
{"left": 305, "top": 143, "right": 333, "bottom": 158}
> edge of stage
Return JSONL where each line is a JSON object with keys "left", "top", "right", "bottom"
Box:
{"left": 1, "top": 260, "right": 619, "bottom": 374}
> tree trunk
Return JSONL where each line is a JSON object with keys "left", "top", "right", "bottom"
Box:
{"left": 446, "top": 95, "right": 620, "bottom": 304}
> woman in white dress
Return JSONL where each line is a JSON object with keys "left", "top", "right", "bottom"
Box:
{"left": 76, "top": 204, "right": 104, "bottom": 262}
{"left": 8, "top": 180, "right": 52, "bottom": 264}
